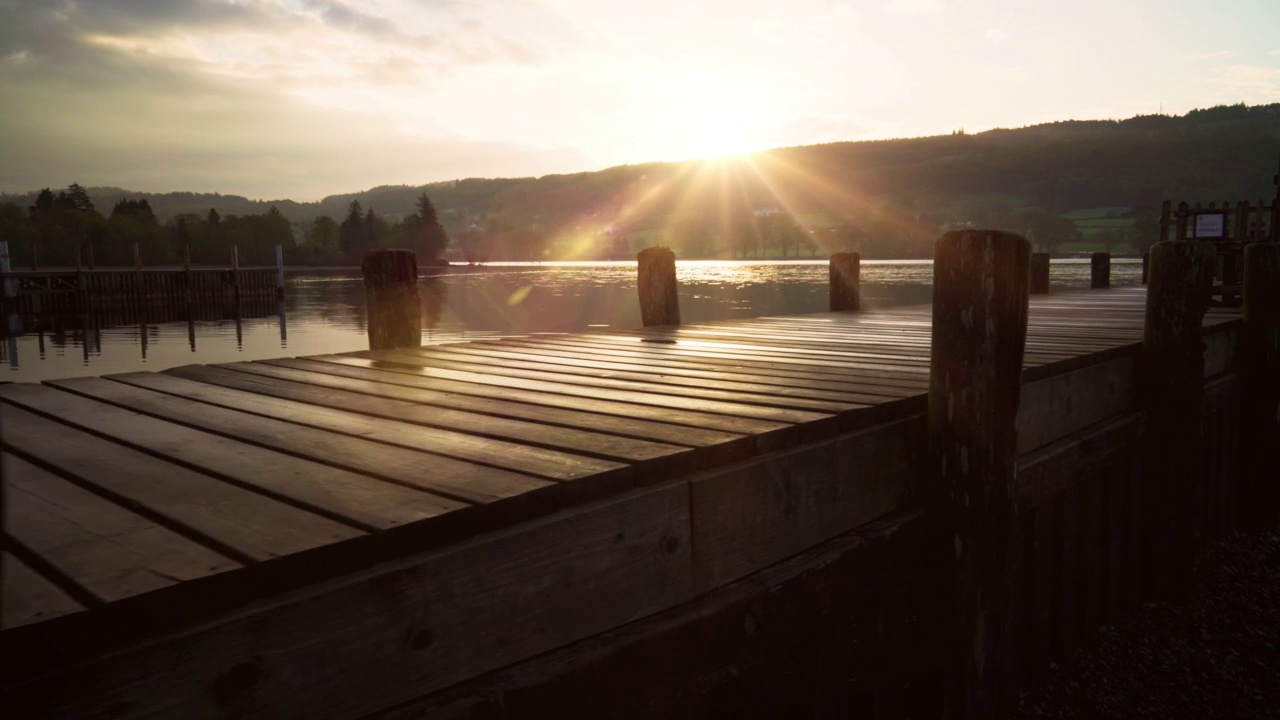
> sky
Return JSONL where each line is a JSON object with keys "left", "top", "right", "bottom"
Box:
{"left": 1, "top": 0, "right": 1278, "bottom": 202}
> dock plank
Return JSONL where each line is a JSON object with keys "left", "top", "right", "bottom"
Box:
{"left": 294, "top": 355, "right": 837, "bottom": 439}
{"left": 260, "top": 357, "right": 802, "bottom": 449}
{"left": 4, "top": 453, "right": 241, "bottom": 604}
{"left": 46, "top": 376, "right": 563, "bottom": 515}
{"left": 0, "top": 383, "right": 465, "bottom": 534}
{"left": 2, "top": 551, "right": 85, "bottom": 629}
{"left": 207, "top": 359, "right": 754, "bottom": 464}
{"left": 377, "top": 348, "right": 867, "bottom": 415}
{"left": 104, "top": 372, "right": 633, "bottom": 501}
{"left": 162, "top": 364, "right": 697, "bottom": 483}
{"left": 0, "top": 402, "right": 361, "bottom": 564}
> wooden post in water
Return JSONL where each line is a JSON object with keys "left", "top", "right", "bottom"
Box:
{"left": 929, "top": 229, "right": 1030, "bottom": 719}
{"left": 1241, "top": 243, "right": 1280, "bottom": 527}
{"left": 829, "top": 251, "right": 860, "bottom": 311}
{"left": 87, "top": 244, "right": 95, "bottom": 271}
{"left": 1090, "top": 252, "right": 1110, "bottom": 289}
{"left": 1141, "top": 240, "right": 1215, "bottom": 600}
{"left": 362, "top": 249, "right": 421, "bottom": 350}
{"left": 637, "top": 246, "right": 680, "bottom": 327}
{"left": 1142, "top": 251, "right": 1150, "bottom": 284}
{"left": 1029, "top": 252, "right": 1050, "bottom": 294}
{"left": 275, "top": 244, "right": 285, "bottom": 299}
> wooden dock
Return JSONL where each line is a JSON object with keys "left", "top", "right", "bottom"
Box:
{"left": 0, "top": 286, "right": 1250, "bottom": 718}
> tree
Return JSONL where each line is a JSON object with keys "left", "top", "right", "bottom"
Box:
{"left": 208, "top": 207, "right": 221, "bottom": 224}
{"left": 412, "top": 192, "right": 450, "bottom": 261}
{"left": 339, "top": 200, "right": 369, "bottom": 261}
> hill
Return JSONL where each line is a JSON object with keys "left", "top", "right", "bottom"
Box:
{"left": 3, "top": 103, "right": 1278, "bottom": 262}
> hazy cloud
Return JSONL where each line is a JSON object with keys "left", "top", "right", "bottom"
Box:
{"left": 1188, "top": 50, "right": 1231, "bottom": 60}
{"left": 985, "top": 28, "right": 1008, "bottom": 43}
{"left": 881, "top": 0, "right": 944, "bottom": 14}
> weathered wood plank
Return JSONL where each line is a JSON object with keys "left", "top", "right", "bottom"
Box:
{"left": 21, "top": 481, "right": 694, "bottom": 720}
{"left": 0, "top": 402, "right": 362, "bottom": 565}
{"left": 46, "top": 376, "right": 562, "bottom": 516}
{"left": 1015, "top": 412, "right": 1144, "bottom": 512}
{"left": 1, "top": 383, "right": 467, "bottom": 534}
{"left": 377, "top": 348, "right": 868, "bottom": 416}
{"left": 298, "top": 355, "right": 837, "bottom": 439}
{"left": 216, "top": 359, "right": 753, "bottom": 459}
{"left": 4, "top": 452, "right": 241, "bottom": 604}
{"left": 2, "top": 551, "right": 84, "bottom": 629}
{"left": 1016, "top": 356, "right": 1135, "bottom": 454}
{"left": 689, "top": 414, "right": 922, "bottom": 592}
{"left": 170, "top": 364, "right": 695, "bottom": 479}
{"left": 105, "top": 372, "right": 632, "bottom": 498}
{"left": 264, "top": 356, "right": 803, "bottom": 450}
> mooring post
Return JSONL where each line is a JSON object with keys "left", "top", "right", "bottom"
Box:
{"left": 1029, "top": 252, "right": 1050, "bottom": 294}
{"left": 1090, "top": 252, "right": 1110, "bottom": 289}
{"left": 274, "top": 244, "right": 285, "bottom": 299}
{"left": 637, "top": 246, "right": 680, "bottom": 327}
{"left": 362, "top": 249, "right": 421, "bottom": 350}
{"left": 1141, "top": 240, "right": 1215, "bottom": 600}
{"left": 929, "top": 229, "right": 1030, "bottom": 719}
{"left": 829, "top": 251, "right": 861, "bottom": 311}
{"left": 1241, "top": 243, "right": 1280, "bottom": 527}
{"left": 87, "top": 244, "right": 95, "bottom": 272}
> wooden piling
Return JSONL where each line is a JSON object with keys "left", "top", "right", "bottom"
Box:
{"left": 829, "top": 252, "right": 860, "bottom": 312}
{"left": 637, "top": 246, "right": 680, "bottom": 327}
{"left": 1090, "top": 252, "right": 1110, "bottom": 289}
{"left": 1241, "top": 243, "right": 1280, "bottom": 526}
{"left": 1029, "top": 252, "right": 1050, "bottom": 294}
{"left": 929, "top": 229, "right": 1030, "bottom": 719}
{"left": 362, "top": 249, "right": 421, "bottom": 351}
{"left": 1142, "top": 251, "right": 1150, "bottom": 285}
{"left": 1141, "top": 240, "right": 1216, "bottom": 600}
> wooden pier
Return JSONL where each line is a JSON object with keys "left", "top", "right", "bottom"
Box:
{"left": 0, "top": 277, "right": 1266, "bottom": 718}
{"left": 0, "top": 268, "right": 282, "bottom": 315}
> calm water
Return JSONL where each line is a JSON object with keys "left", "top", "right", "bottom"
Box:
{"left": 1, "top": 258, "right": 1141, "bottom": 383}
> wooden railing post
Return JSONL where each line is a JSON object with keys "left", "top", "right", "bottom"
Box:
{"left": 637, "top": 246, "right": 680, "bottom": 327}
{"left": 1029, "top": 252, "right": 1050, "bottom": 294}
{"left": 1241, "top": 243, "right": 1280, "bottom": 527}
{"left": 829, "top": 251, "right": 860, "bottom": 311}
{"left": 362, "top": 249, "right": 420, "bottom": 350}
{"left": 929, "top": 229, "right": 1030, "bottom": 719}
{"left": 1140, "top": 240, "right": 1215, "bottom": 600}
{"left": 1090, "top": 252, "right": 1110, "bottom": 289}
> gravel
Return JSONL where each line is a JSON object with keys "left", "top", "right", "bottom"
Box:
{"left": 1015, "top": 527, "right": 1280, "bottom": 719}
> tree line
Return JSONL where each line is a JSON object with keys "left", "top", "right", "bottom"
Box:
{"left": 0, "top": 186, "right": 451, "bottom": 268}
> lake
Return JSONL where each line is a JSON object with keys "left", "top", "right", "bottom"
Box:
{"left": 1, "top": 258, "right": 1142, "bottom": 383}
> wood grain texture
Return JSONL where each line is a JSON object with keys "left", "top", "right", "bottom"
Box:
{"left": 0, "top": 382, "right": 466, "bottom": 534}
{"left": 689, "top": 414, "right": 922, "bottom": 592}
{"left": 23, "top": 481, "right": 694, "bottom": 720}
{"left": 2, "top": 551, "right": 84, "bottom": 629}
{"left": 3, "top": 453, "right": 240, "bottom": 605}
{"left": 1017, "top": 356, "right": 1136, "bottom": 454}
{"left": 0, "top": 402, "right": 361, "bottom": 564}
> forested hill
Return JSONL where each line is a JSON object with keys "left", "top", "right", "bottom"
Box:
{"left": 3, "top": 103, "right": 1278, "bottom": 263}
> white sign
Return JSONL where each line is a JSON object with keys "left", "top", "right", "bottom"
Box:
{"left": 1194, "top": 213, "right": 1226, "bottom": 239}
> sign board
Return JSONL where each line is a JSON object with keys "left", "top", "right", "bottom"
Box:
{"left": 1194, "top": 212, "right": 1227, "bottom": 239}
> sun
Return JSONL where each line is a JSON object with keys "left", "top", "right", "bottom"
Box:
{"left": 633, "top": 71, "right": 775, "bottom": 161}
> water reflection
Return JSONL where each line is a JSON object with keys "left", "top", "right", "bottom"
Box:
{"left": 2, "top": 258, "right": 1141, "bottom": 383}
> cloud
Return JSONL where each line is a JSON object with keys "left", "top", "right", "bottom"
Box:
{"left": 881, "top": 0, "right": 944, "bottom": 14}
{"left": 1269, "top": 49, "right": 1280, "bottom": 56}
{"left": 1187, "top": 50, "right": 1231, "bottom": 61}
{"left": 0, "top": 0, "right": 588, "bottom": 199}
{"left": 985, "top": 28, "right": 1008, "bottom": 43}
